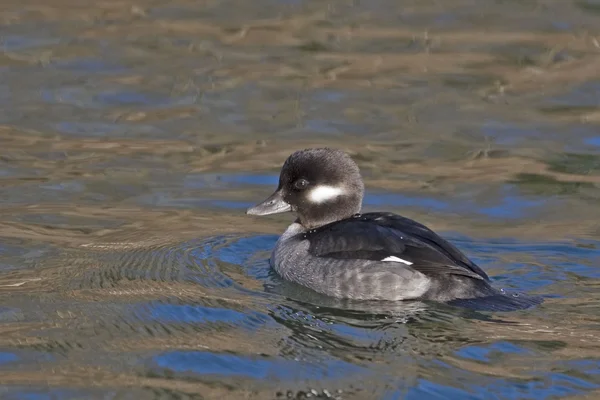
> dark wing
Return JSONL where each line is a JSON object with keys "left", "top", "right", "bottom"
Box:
{"left": 305, "top": 212, "right": 489, "bottom": 281}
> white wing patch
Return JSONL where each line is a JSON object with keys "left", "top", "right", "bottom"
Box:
{"left": 308, "top": 185, "right": 345, "bottom": 203}
{"left": 382, "top": 256, "right": 413, "bottom": 265}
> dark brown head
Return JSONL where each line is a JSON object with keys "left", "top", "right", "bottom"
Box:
{"left": 246, "top": 148, "right": 364, "bottom": 229}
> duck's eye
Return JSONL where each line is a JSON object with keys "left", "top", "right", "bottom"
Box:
{"left": 293, "top": 179, "right": 309, "bottom": 190}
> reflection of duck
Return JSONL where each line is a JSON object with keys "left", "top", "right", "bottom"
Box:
{"left": 247, "top": 148, "right": 541, "bottom": 308}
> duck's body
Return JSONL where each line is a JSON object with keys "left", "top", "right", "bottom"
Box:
{"left": 246, "top": 148, "right": 506, "bottom": 303}
{"left": 271, "top": 213, "right": 496, "bottom": 301}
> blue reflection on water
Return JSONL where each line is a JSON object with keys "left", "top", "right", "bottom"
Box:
{"left": 0, "top": 352, "right": 18, "bottom": 365}
{"left": 456, "top": 341, "right": 530, "bottom": 362}
{"left": 154, "top": 350, "right": 367, "bottom": 380}
{"left": 364, "top": 192, "right": 450, "bottom": 211}
{"left": 405, "top": 371, "right": 600, "bottom": 400}
{"left": 138, "top": 302, "right": 273, "bottom": 330}
{"left": 586, "top": 136, "right": 600, "bottom": 147}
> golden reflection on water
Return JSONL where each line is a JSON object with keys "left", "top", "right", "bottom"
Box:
{"left": 0, "top": 0, "right": 600, "bottom": 398}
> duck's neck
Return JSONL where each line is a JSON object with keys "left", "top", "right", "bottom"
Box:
{"left": 297, "top": 196, "right": 362, "bottom": 230}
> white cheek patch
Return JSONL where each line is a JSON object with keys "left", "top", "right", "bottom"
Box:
{"left": 308, "top": 185, "right": 345, "bottom": 203}
{"left": 382, "top": 256, "right": 413, "bottom": 265}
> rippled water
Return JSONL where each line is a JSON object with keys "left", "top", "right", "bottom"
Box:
{"left": 1, "top": 0, "right": 600, "bottom": 398}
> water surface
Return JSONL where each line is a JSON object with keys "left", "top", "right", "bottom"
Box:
{"left": 1, "top": 0, "right": 600, "bottom": 399}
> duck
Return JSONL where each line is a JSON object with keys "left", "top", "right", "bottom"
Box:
{"left": 246, "top": 148, "right": 506, "bottom": 303}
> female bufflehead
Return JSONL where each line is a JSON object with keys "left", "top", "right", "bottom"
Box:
{"left": 246, "top": 148, "right": 499, "bottom": 302}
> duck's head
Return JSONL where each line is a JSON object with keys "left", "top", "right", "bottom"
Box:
{"left": 246, "top": 148, "right": 364, "bottom": 229}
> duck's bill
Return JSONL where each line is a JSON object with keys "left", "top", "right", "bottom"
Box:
{"left": 246, "top": 191, "right": 292, "bottom": 216}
